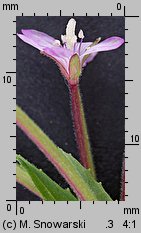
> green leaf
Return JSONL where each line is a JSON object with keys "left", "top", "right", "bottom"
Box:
{"left": 16, "top": 154, "right": 77, "bottom": 201}
{"left": 17, "top": 105, "right": 112, "bottom": 201}
{"left": 16, "top": 162, "right": 41, "bottom": 198}
{"left": 55, "top": 148, "right": 112, "bottom": 201}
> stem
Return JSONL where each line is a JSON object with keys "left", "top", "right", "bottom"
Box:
{"left": 68, "top": 83, "right": 96, "bottom": 178}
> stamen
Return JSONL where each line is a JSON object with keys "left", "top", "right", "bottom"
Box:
{"left": 61, "top": 35, "right": 66, "bottom": 44}
{"left": 78, "top": 39, "right": 83, "bottom": 55}
{"left": 77, "top": 30, "right": 84, "bottom": 55}
{"left": 93, "top": 37, "right": 101, "bottom": 45}
{"left": 53, "top": 40, "right": 61, "bottom": 46}
{"left": 86, "top": 37, "right": 101, "bottom": 51}
{"left": 63, "top": 42, "right": 67, "bottom": 48}
{"left": 73, "top": 42, "right": 77, "bottom": 53}
{"left": 78, "top": 30, "right": 84, "bottom": 39}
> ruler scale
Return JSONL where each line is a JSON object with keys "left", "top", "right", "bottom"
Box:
{"left": 0, "top": 0, "right": 141, "bottom": 232}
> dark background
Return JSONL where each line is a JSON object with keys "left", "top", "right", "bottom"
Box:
{"left": 16, "top": 16, "right": 125, "bottom": 201}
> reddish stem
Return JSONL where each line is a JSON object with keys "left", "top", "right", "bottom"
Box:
{"left": 68, "top": 83, "right": 96, "bottom": 178}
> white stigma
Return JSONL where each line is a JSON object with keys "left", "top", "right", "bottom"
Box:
{"left": 61, "top": 18, "right": 77, "bottom": 50}
{"left": 78, "top": 29, "right": 84, "bottom": 39}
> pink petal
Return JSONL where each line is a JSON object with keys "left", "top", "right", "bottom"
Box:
{"left": 17, "top": 29, "right": 56, "bottom": 51}
{"left": 82, "top": 37, "right": 124, "bottom": 56}
{"left": 17, "top": 34, "right": 44, "bottom": 50}
{"left": 81, "top": 52, "right": 97, "bottom": 67}
{"left": 43, "top": 46, "right": 73, "bottom": 73}
{"left": 22, "top": 29, "right": 55, "bottom": 43}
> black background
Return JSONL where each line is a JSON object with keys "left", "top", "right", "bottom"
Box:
{"left": 16, "top": 16, "right": 125, "bottom": 201}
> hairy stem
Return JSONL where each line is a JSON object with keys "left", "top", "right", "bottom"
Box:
{"left": 68, "top": 83, "right": 96, "bottom": 178}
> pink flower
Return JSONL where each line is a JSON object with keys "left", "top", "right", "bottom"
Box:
{"left": 17, "top": 18, "right": 124, "bottom": 85}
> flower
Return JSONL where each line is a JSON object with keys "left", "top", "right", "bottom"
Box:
{"left": 17, "top": 18, "right": 124, "bottom": 85}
